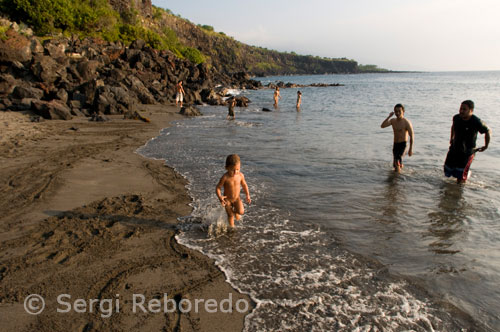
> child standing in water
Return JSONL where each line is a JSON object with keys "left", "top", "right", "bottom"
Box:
{"left": 296, "top": 91, "right": 302, "bottom": 109}
{"left": 380, "top": 104, "right": 414, "bottom": 173}
{"left": 273, "top": 86, "right": 281, "bottom": 108}
{"left": 227, "top": 97, "right": 236, "bottom": 120}
{"left": 216, "top": 154, "right": 251, "bottom": 227}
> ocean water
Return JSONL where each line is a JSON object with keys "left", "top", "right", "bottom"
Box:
{"left": 138, "top": 71, "right": 500, "bottom": 331}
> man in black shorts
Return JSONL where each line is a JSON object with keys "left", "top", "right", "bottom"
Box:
{"left": 444, "top": 100, "right": 490, "bottom": 183}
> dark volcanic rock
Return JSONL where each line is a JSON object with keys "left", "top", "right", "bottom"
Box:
{"left": 126, "top": 75, "right": 156, "bottom": 104}
{"left": 12, "top": 86, "right": 44, "bottom": 100}
{"left": 129, "top": 39, "right": 146, "bottom": 50}
{"left": 12, "top": 86, "right": 43, "bottom": 99}
{"left": 56, "top": 88, "right": 69, "bottom": 103}
{"left": 77, "top": 60, "right": 101, "bottom": 82}
{"left": 179, "top": 105, "right": 202, "bottom": 117}
{"left": 0, "top": 29, "right": 33, "bottom": 63}
{"left": 10, "top": 98, "right": 38, "bottom": 111}
{"left": 234, "top": 96, "right": 250, "bottom": 107}
{"left": 32, "top": 100, "right": 73, "bottom": 120}
{"left": 90, "top": 111, "right": 110, "bottom": 122}
{"left": 43, "top": 39, "right": 67, "bottom": 58}
{"left": 31, "top": 55, "right": 62, "bottom": 84}
{"left": 0, "top": 74, "right": 17, "bottom": 96}
{"left": 0, "top": 23, "right": 261, "bottom": 120}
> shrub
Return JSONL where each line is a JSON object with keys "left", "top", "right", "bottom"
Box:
{"left": 181, "top": 47, "right": 205, "bottom": 65}
{"left": 0, "top": 25, "right": 8, "bottom": 40}
{"left": 152, "top": 6, "right": 164, "bottom": 20}
{"left": 199, "top": 24, "right": 214, "bottom": 32}
{"left": 0, "top": 0, "right": 117, "bottom": 36}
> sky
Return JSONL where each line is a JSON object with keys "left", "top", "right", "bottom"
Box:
{"left": 151, "top": 0, "right": 500, "bottom": 71}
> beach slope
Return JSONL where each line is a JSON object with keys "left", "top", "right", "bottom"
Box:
{"left": 0, "top": 105, "right": 252, "bottom": 331}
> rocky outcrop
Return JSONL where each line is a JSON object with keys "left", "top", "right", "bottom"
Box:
{"left": 31, "top": 100, "right": 73, "bottom": 120}
{"left": 267, "top": 81, "right": 344, "bottom": 89}
{"left": 0, "top": 25, "right": 259, "bottom": 120}
{"left": 0, "top": 28, "right": 40, "bottom": 63}
{"left": 108, "top": 0, "right": 152, "bottom": 18}
{"left": 179, "top": 105, "right": 202, "bottom": 117}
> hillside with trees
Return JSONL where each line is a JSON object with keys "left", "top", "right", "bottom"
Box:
{"left": 0, "top": 0, "right": 386, "bottom": 76}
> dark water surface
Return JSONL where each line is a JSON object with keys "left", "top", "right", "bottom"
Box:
{"left": 138, "top": 71, "right": 500, "bottom": 331}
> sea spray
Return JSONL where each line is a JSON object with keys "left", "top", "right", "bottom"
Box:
{"left": 207, "top": 206, "right": 229, "bottom": 238}
{"left": 180, "top": 197, "right": 230, "bottom": 237}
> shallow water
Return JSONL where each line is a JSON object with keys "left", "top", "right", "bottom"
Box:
{"left": 138, "top": 71, "right": 500, "bottom": 331}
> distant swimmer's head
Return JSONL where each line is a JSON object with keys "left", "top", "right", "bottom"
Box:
{"left": 459, "top": 100, "right": 474, "bottom": 120}
{"left": 297, "top": 91, "right": 302, "bottom": 95}
{"left": 225, "top": 154, "right": 241, "bottom": 175}
{"left": 394, "top": 103, "right": 405, "bottom": 118}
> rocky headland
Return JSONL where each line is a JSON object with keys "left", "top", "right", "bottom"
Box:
{"left": 0, "top": 20, "right": 261, "bottom": 121}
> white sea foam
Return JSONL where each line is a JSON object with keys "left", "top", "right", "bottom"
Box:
{"left": 224, "top": 88, "right": 242, "bottom": 96}
{"left": 233, "top": 121, "right": 262, "bottom": 128}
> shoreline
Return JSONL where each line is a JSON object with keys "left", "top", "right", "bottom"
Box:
{"left": 0, "top": 105, "right": 253, "bottom": 331}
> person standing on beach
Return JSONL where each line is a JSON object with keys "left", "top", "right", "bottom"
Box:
{"left": 296, "top": 91, "right": 302, "bottom": 109}
{"left": 273, "top": 86, "right": 281, "bottom": 108}
{"left": 216, "top": 154, "right": 251, "bottom": 227}
{"left": 444, "top": 100, "right": 490, "bottom": 184}
{"left": 176, "top": 81, "right": 185, "bottom": 107}
{"left": 380, "top": 104, "right": 414, "bottom": 173}
{"left": 227, "top": 97, "right": 236, "bottom": 120}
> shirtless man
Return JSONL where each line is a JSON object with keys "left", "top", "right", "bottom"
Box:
{"left": 216, "top": 154, "right": 251, "bottom": 227}
{"left": 381, "top": 104, "right": 414, "bottom": 173}
{"left": 176, "top": 81, "right": 185, "bottom": 107}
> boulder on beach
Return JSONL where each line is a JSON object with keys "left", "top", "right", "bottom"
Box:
{"left": 32, "top": 100, "right": 73, "bottom": 120}
{"left": 179, "top": 105, "right": 202, "bottom": 117}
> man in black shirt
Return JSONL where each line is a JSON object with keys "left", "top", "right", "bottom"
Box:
{"left": 444, "top": 100, "right": 491, "bottom": 183}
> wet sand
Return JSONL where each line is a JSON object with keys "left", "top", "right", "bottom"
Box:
{"left": 0, "top": 106, "right": 252, "bottom": 331}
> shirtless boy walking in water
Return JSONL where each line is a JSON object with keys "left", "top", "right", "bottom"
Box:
{"left": 381, "top": 104, "right": 414, "bottom": 173}
{"left": 216, "top": 154, "right": 251, "bottom": 227}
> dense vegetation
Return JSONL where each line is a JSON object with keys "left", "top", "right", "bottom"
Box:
{"left": 0, "top": 0, "right": 387, "bottom": 74}
{"left": 0, "top": 0, "right": 205, "bottom": 64}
